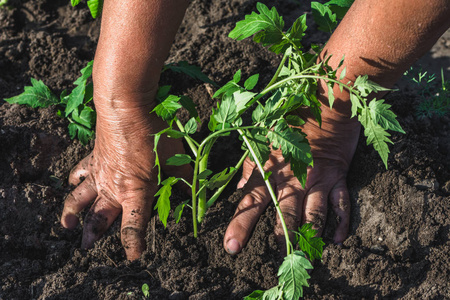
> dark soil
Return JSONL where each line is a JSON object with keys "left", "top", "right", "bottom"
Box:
{"left": 1, "top": 0, "right": 450, "bottom": 299}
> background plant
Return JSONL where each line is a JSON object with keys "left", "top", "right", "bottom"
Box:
{"left": 404, "top": 67, "right": 450, "bottom": 118}
{"left": 70, "top": 0, "right": 102, "bottom": 19}
{"left": 152, "top": 2, "right": 403, "bottom": 299}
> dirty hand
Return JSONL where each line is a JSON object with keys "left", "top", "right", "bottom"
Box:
{"left": 60, "top": 101, "right": 190, "bottom": 260}
{"left": 224, "top": 104, "right": 360, "bottom": 254}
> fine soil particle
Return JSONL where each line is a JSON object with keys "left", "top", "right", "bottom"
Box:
{"left": 1, "top": 0, "right": 450, "bottom": 299}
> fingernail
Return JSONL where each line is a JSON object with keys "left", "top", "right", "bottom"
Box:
{"left": 226, "top": 239, "right": 241, "bottom": 255}
{"left": 62, "top": 214, "right": 78, "bottom": 229}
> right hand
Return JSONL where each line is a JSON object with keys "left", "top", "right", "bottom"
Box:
{"left": 61, "top": 101, "right": 191, "bottom": 260}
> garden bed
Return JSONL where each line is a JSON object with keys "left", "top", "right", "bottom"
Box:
{"left": 1, "top": 0, "right": 450, "bottom": 299}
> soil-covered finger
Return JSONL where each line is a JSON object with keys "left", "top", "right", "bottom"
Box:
{"left": 81, "top": 197, "right": 121, "bottom": 249}
{"left": 275, "top": 181, "right": 305, "bottom": 254}
{"left": 61, "top": 176, "right": 97, "bottom": 229}
{"left": 329, "top": 180, "right": 351, "bottom": 244}
{"left": 120, "top": 199, "right": 153, "bottom": 261}
{"left": 68, "top": 154, "right": 93, "bottom": 186}
{"left": 302, "top": 187, "right": 328, "bottom": 237}
{"left": 224, "top": 169, "right": 271, "bottom": 255}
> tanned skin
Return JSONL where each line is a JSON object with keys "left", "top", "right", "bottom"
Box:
{"left": 61, "top": 0, "right": 450, "bottom": 260}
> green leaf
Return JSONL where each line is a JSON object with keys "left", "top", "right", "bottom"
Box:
{"left": 141, "top": 283, "right": 150, "bottom": 298}
{"left": 70, "top": 105, "right": 96, "bottom": 129}
{"left": 286, "top": 115, "right": 305, "bottom": 127}
{"left": 71, "top": 0, "right": 81, "bottom": 6}
{"left": 174, "top": 200, "right": 189, "bottom": 224}
{"left": 165, "top": 129, "right": 186, "bottom": 139}
{"left": 233, "top": 90, "right": 256, "bottom": 114}
{"left": 152, "top": 95, "right": 182, "bottom": 122}
{"left": 198, "top": 169, "right": 213, "bottom": 180}
{"left": 295, "top": 223, "right": 325, "bottom": 261}
{"left": 214, "top": 96, "right": 238, "bottom": 125}
{"left": 154, "top": 177, "right": 179, "bottom": 228}
{"left": 359, "top": 107, "right": 393, "bottom": 168}
{"left": 244, "top": 286, "right": 282, "bottom": 300}
{"left": 87, "top": 0, "right": 103, "bottom": 18}
{"left": 244, "top": 129, "right": 270, "bottom": 166}
{"left": 354, "top": 75, "right": 390, "bottom": 97}
{"left": 284, "top": 13, "right": 307, "bottom": 50}
{"left": 368, "top": 99, "right": 405, "bottom": 133}
{"left": 311, "top": 2, "right": 338, "bottom": 33}
{"left": 166, "top": 154, "right": 193, "bottom": 166}
{"left": 184, "top": 117, "right": 198, "bottom": 134}
{"left": 4, "top": 78, "right": 59, "bottom": 108}
{"left": 206, "top": 167, "right": 237, "bottom": 190}
{"left": 278, "top": 251, "right": 313, "bottom": 299}
{"left": 229, "top": 3, "right": 285, "bottom": 52}
{"left": 73, "top": 61, "right": 94, "bottom": 86}
{"left": 244, "top": 74, "right": 259, "bottom": 90}
{"left": 349, "top": 93, "right": 362, "bottom": 118}
{"left": 267, "top": 120, "right": 312, "bottom": 186}
{"left": 65, "top": 83, "right": 86, "bottom": 117}
{"left": 153, "top": 132, "right": 163, "bottom": 185}
{"left": 156, "top": 85, "right": 172, "bottom": 101}
{"left": 180, "top": 95, "right": 199, "bottom": 120}
{"left": 164, "top": 61, "right": 217, "bottom": 86}
{"left": 325, "top": 0, "right": 354, "bottom": 19}
{"left": 68, "top": 123, "right": 94, "bottom": 145}
{"left": 327, "top": 81, "right": 335, "bottom": 108}
{"left": 213, "top": 70, "right": 243, "bottom": 99}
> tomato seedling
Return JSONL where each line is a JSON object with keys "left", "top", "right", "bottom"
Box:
{"left": 152, "top": 3, "right": 403, "bottom": 299}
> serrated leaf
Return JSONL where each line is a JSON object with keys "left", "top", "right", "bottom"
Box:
{"left": 368, "top": 99, "right": 405, "bottom": 133}
{"left": 4, "top": 78, "right": 59, "bottom": 108}
{"left": 166, "top": 154, "right": 193, "bottom": 166}
{"left": 295, "top": 223, "right": 325, "bottom": 261}
{"left": 206, "top": 167, "right": 236, "bottom": 190}
{"left": 311, "top": 2, "right": 337, "bottom": 33}
{"left": 87, "top": 0, "right": 103, "bottom": 18}
{"left": 349, "top": 93, "right": 362, "bottom": 118}
{"left": 359, "top": 107, "right": 393, "bottom": 168}
{"left": 325, "top": 0, "right": 354, "bottom": 19}
{"left": 154, "top": 177, "right": 179, "bottom": 228}
{"left": 339, "top": 66, "right": 347, "bottom": 80}
{"left": 71, "top": 105, "right": 96, "bottom": 129}
{"left": 229, "top": 3, "right": 285, "bottom": 51}
{"left": 233, "top": 90, "right": 256, "bottom": 114}
{"left": 278, "top": 251, "right": 312, "bottom": 299}
{"left": 174, "top": 200, "right": 189, "bottom": 224}
{"left": 68, "top": 122, "right": 94, "bottom": 145}
{"left": 152, "top": 95, "right": 182, "bottom": 122}
{"left": 267, "top": 120, "right": 312, "bottom": 185}
{"left": 244, "top": 74, "right": 259, "bottom": 90}
{"left": 164, "top": 61, "right": 216, "bottom": 86}
{"left": 180, "top": 95, "right": 199, "bottom": 120}
{"left": 184, "top": 117, "right": 198, "bottom": 134}
{"left": 285, "top": 13, "right": 307, "bottom": 50}
{"left": 71, "top": 0, "right": 81, "bottom": 6}
{"left": 214, "top": 96, "right": 238, "bottom": 125}
{"left": 74, "top": 61, "right": 93, "bottom": 86}
{"left": 354, "top": 75, "right": 390, "bottom": 97}
{"left": 244, "top": 129, "right": 270, "bottom": 166}
{"left": 65, "top": 83, "right": 86, "bottom": 117}
{"left": 327, "top": 81, "right": 335, "bottom": 108}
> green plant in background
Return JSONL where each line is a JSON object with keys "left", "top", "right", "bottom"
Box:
{"left": 4, "top": 61, "right": 96, "bottom": 145}
{"left": 71, "top": 0, "right": 103, "bottom": 19}
{"left": 0, "top": 0, "right": 9, "bottom": 8}
{"left": 152, "top": 3, "right": 403, "bottom": 299}
{"left": 404, "top": 67, "right": 450, "bottom": 118}
{"left": 311, "top": 0, "right": 354, "bottom": 33}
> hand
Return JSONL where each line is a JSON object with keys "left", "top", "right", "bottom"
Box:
{"left": 60, "top": 103, "right": 190, "bottom": 260}
{"left": 223, "top": 105, "right": 361, "bottom": 254}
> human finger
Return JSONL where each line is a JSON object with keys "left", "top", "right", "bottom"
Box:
{"left": 81, "top": 197, "right": 122, "bottom": 249}
{"left": 329, "top": 179, "right": 350, "bottom": 244}
{"left": 224, "top": 168, "right": 271, "bottom": 254}
{"left": 61, "top": 176, "right": 97, "bottom": 229}
{"left": 302, "top": 185, "right": 328, "bottom": 237}
{"left": 68, "top": 154, "right": 92, "bottom": 186}
{"left": 120, "top": 197, "right": 153, "bottom": 261}
{"left": 237, "top": 158, "right": 256, "bottom": 189}
{"left": 275, "top": 181, "right": 305, "bottom": 253}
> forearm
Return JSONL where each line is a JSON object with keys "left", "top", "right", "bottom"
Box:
{"left": 319, "top": 0, "right": 450, "bottom": 117}
{"left": 92, "top": 0, "right": 189, "bottom": 115}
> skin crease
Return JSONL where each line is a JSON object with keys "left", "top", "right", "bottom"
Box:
{"left": 61, "top": 0, "right": 450, "bottom": 260}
